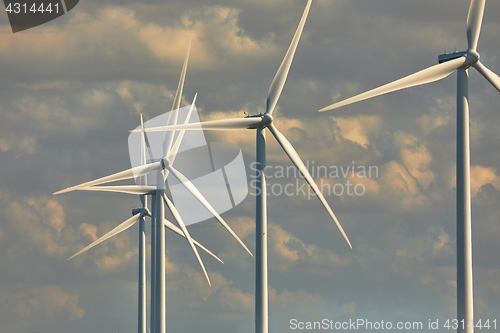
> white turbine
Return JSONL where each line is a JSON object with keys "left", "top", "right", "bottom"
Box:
{"left": 65, "top": 113, "right": 224, "bottom": 333}
{"left": 56, "top": 42, "right": 250, "bottom": 333}
{"left": 135, "top": 1, "right": 352, "bottom": 332}
{"left": 319, "top": 1, "right": 500, "bottom": 332}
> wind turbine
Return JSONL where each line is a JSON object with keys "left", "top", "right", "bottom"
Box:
{"left": 319, "top": 1, "right": 500, "bottom": 331}
{"left": 56, "top": 42, "right": 251, "bottom": 333}
{"left": 56, "top": 101, "right": 251, "bottom": 333}
{"left": 65, "top": 112, "right": 224, "bottom": 333}
{"left": 134, "top": 1, "right": 352, "bottom": 332}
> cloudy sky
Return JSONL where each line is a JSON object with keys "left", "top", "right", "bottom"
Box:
{"left": 1, "top": 0, "right": 500, "bottom": 332}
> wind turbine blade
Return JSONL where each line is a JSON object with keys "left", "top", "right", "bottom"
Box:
{"left": 266, "top": 0, "right": 312, "bottom": 115}
{"left": 319, "top": 57, "right": 466, "bottom": 112}
{"left": 140, "top": 114, "right": 154, "bottom": 169}
{"left": 68, "top": 214, "right": 140, "bottom": 260}
{"left": 54, "top": 162, "right": 161, "bottom": 194}
{"left": 169, "top": 94, "right": 197, "bottom": 163}
{"left": 268, "top": 124, "right": 352, "bottom": 248}
{"left": 140, "top": 114, "right": 147, "bottom": 167}
{"left": 163, "top": 194, "right": 211, "bottom": 286}
{"left": 133, "top": 117, "right": 263, "bottom": 133}
{"left": 141, "top": 116, "right": 155, "bottom": 164}
{"left": 164, "top": 94, "right": 198, "bottom": 181}
{"left": 164, "top": 40, "right": 191, "bottom": 158}
{"left": 473, "top": 61, "right": 500, "bottom": 92}
{"left": 165, "top": 164, "right": 253, "bottom": 256}
{"left": 54, "top": 161, "right": 162, "bottom": 194}
{"left": 466, "top": 0, "right": 485, "bottom": 50}
{"left": 74, "top": 185, "right": 156, "bottom": 195}
{"left": 164, "top": 219, "right": 224, "bottom": 264}
{"left": 172, "top": 39, "right": 191, "bottom": 113}
{"left": 139, "top": 114, "right": 150, "bottom": 209}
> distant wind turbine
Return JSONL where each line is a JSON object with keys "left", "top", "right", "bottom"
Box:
{"left": 65, "top": 112, "right": 224, "bottom": 333}
{"left": 56, "top": 42, "right": 249, "bottom": 333}
{"left": 135, "top": 1, "right": 352, "bottom": 332}
{"left": 319, "top": 1, "right": 500, "bottom": 331}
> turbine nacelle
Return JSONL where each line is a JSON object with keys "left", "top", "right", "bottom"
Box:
{"left": 143, "top": 157, "right": 170, "bottom": 172}
{"left": 438, "top": 51, "right": 468, "bottom": 64}
{"left": 244, "top": 114, "right": 264, "bottom": 129}
{"left": 244, "top": 114, "right": 273, "bottom": 129}
{"left": 438, "top": 50, "right": 479, "bottom": 68}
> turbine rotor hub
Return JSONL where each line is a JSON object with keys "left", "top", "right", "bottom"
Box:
{"left": 261, "top": 114, "right": 273, "bottom": 127}
{"left": 160, "top": 158, "right": 170, "bottom": 168}
{"left": 132, "top": 207, "right": 151, "bottom": 217}
{"left": 464, "top": 49, "right": 480, "bottom": 68}
{"left": 142, "top": 207, "right": 152, "bottom": 217}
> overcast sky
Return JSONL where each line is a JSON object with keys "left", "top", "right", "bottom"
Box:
{"left": 1, "top": 0, "right": 500, "bottom": 332}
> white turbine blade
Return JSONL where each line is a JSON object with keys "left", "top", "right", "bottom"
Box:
{"left": 466, "top": 0, "right": 485, "bottom": 50}
{"left": 164, "top": 219, "right": 224, "bottom": 264}
{"left": 172, "top": 39, "right": 191, "bottom": 113}
{"left": 140, "top": 115, "right": 155, "bottom": 165}
{"left": 165, "top": 164, "right": 253, "bottom": 256}
{"left": 139, "top": 115, "right": 150, "bottom": 208}
{"left": 68, "top": 214, "right": 140, "bottom": 260}
{"left": 473, "top": 61, "right": 500, "bottom": 92}
{"left": 169, "top": 94, "right": 197, "bottom": 163}
{"left": 133, "top": 117, "right": 263, "bottom": 133}
{"left": 319, "top": 57, "right": 467, "bottom": 112}
{"left": 163, "top": 194, "right": 211, "bottom": 286}
{"left": 74, "top": 185, "right": 156, "bottom": 195}
{"left": 54, "top": 161, "right": 162, "bottom": 195}
{"left": 266, "top": 0, "right": 312, "bottom": 115}
{"left": 164, "top": 40, "right": 191, "bottom": 158}
{"left": 140, "top": 114, "right": 147, "bottom": 167}
{"left": 164, "top": 94, "right": 198, "bottom": 181}
{"left": 268, "top": 124, "right": 352, "bottom": 248}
